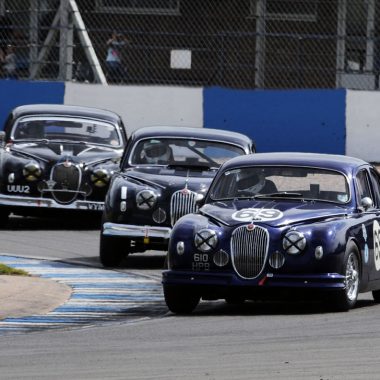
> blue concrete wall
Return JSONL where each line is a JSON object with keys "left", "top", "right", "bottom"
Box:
{"left": 0, "top": 81, "right": 348, "bottom": 156}
{"left": 0, "top": 80, "right": 65, "bottom": 129}
{"left": 203, "top": 87, "right": 346, "bottom": 154}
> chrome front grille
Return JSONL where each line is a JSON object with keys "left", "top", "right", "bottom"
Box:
{"left": 231, "top": 225, "right": 269, "bottom": 279}
{"left": 170, "top": 189, "right": 198, "bottom": 226}
{"left": 50, "top": 162, "right": 82, "bottom": 204}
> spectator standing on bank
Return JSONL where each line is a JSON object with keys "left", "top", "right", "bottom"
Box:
{"left": 2, "top": 44, "right": 17, "bottom": 79}
{"left": 106, "top": 32, "right": 129, "bottom": 83}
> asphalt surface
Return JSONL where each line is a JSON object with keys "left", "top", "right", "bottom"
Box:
{"left": 3, "top": 219, "right": 380, "bottom": 379}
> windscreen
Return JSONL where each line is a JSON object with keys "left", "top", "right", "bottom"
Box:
{"left": 129, "top": 137, "right": 245, "bottom": 167}
{"left": 12, "top": 116, "right": 121, "bottom": 147}
{"left": 210, "top": 166, "right": 349, "bottom": 204}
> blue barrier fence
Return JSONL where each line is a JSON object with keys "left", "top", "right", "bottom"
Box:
{"left": 0, "top": 80, "right": 346, "bottom": 155}
{"left": 0, "top": 80, "right": 65, "bottom": 129}
{"left": 203, "top": 87, "right": 346, "bottom": 154}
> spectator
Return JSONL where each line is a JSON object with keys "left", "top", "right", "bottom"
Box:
{"left": 2, "top": 44, "right": 17, "bottom": 79}
{"left": 105, "top": 32, "right": 129, "bottom": 83}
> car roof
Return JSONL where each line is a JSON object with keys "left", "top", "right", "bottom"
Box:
{"left": 130, "top": 126, "right": 252, "bottom": 148}
{"left": 9, "top": 104, "right": 123, "bottom": 124}
{"left": 222, "top": 152, "right": 368, "bottom": 172}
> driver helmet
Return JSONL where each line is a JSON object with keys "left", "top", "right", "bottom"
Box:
{"left": 143, "top": 140, "right": 172, "bottom": 164}
{"left": 238, "top": 172, "right": 266, "bottom": 194}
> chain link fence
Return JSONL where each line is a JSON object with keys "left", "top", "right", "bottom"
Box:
{"left": 1, "top": 0, "right": 379, "bottom": 90}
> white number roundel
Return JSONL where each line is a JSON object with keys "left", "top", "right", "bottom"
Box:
{"left": 232, "top": 208, "right": 283, "bottom": 222}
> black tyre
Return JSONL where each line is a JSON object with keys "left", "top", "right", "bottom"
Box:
{"left": 372, "top": 289, "right": 380, "bottom": 303}
{"left": 164, "top": 285, "right": 200, "bottom": 314}
{"left": 332, "top": 241, "right": 360, "bottom": 311}
{"left": 99, "top": 234, "right": 127, "bottom": 267}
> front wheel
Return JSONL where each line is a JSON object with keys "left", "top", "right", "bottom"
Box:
{"left": 99, "top": 234, "right": 128, "bottom": 267}
{"left": 332, "top": 242, "right": 360, "bottom": 311}
{"left": 164, "top": 285, "right": 200, "bottom": 314}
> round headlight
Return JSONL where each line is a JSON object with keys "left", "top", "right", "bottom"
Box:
{"left": 136, "top": 189, "right": 157, "bottom": 210}
{"left": 91, "top": 168, "right": 110, "bottom": 187}
{"left": 194, "top": 229, "right": 218, "bottom": 252}
{"left": 282, "top": 230, "right": 306, "bottom": 255}
{"left": 23, "top": 161, "right": 41, "bottom": 181}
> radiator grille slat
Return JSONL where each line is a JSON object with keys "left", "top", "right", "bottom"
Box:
{"left": 231, "top": 225, "right": 269, "bottom": 279}
{"left": 170, "top": 190, "right": 198, "bottom": 226}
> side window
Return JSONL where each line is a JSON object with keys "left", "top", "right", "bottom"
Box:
{"left": 356, "top": 169, "right": 373, "bottom": 203}
{"left": 370, "top": 168, "right": 380, "bottom": 207}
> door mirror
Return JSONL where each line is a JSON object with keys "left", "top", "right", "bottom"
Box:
{"left": 361, "top": 196, "right": 373, "bottom": 210}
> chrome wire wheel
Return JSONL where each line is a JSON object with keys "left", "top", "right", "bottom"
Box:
{"left": 330, "top": 242, "right": 360, "bottom": 312}
{"left": 345, "top": 252, "right": 359, "bottom": 302}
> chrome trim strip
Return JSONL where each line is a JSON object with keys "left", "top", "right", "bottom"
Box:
{"left": 0, "top": 193, "right": 104, "bottom": 210}
{"left": 102, "top": 222, "right": 171, "bottom": 239}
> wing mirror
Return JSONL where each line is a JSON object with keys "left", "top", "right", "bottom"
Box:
{"left": 361, "top": 197, "right": 373, "bottom": 210}
{"left": 0, "top": 131, "right": 5, "bottom": 143}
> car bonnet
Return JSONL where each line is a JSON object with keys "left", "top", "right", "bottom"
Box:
{"left": 200, "top": 200, "right": 350, "bottom": 228}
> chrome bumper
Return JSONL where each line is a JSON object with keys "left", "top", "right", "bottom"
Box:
{"left": 102, "top": 222, "right": 171, "bottom": 239}
{"left": 0, "top": 193, "right": 104, "bottom": 211}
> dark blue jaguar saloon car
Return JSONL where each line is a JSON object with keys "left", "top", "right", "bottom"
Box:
{"left": 0, "top": 104, "right": 127, "bottom": 225}
{"left": 163, "top": 152, "right": 380, "bottom": 313}
{"left": 99, "top": 126, "right": 254, "bottom": 267}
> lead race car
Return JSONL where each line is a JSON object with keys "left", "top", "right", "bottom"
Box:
{"left": 0, "top": 104, "right": 128, "bottom": 225}
{"left": 163, "top": 152, "right": 380, "bottom": 313}
{"left": 100, "top": 126, "right": 255, "bottom": 267}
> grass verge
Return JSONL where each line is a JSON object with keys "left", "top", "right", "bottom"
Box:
{"left": 0, "top": 263, "right": 29, "bottom": 276}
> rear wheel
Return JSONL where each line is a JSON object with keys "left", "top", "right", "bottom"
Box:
{"left": 99, "top": 234, "right": 128, "bottom": 267}
{"left": 332, "top": 241, "right": 360, "bottom": 311}
{"left": 164, "top": 285, "right": 200, "bottom": 314}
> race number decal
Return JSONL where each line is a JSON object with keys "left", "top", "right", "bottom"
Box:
{"left": 232, "top": 208, "right": 283, "bottom": 222}
{"left": 362, "top": 224, "right": 369, "bottom": 264}
{"left": 373, "top": 220, "right": 380, "bottom": 271}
